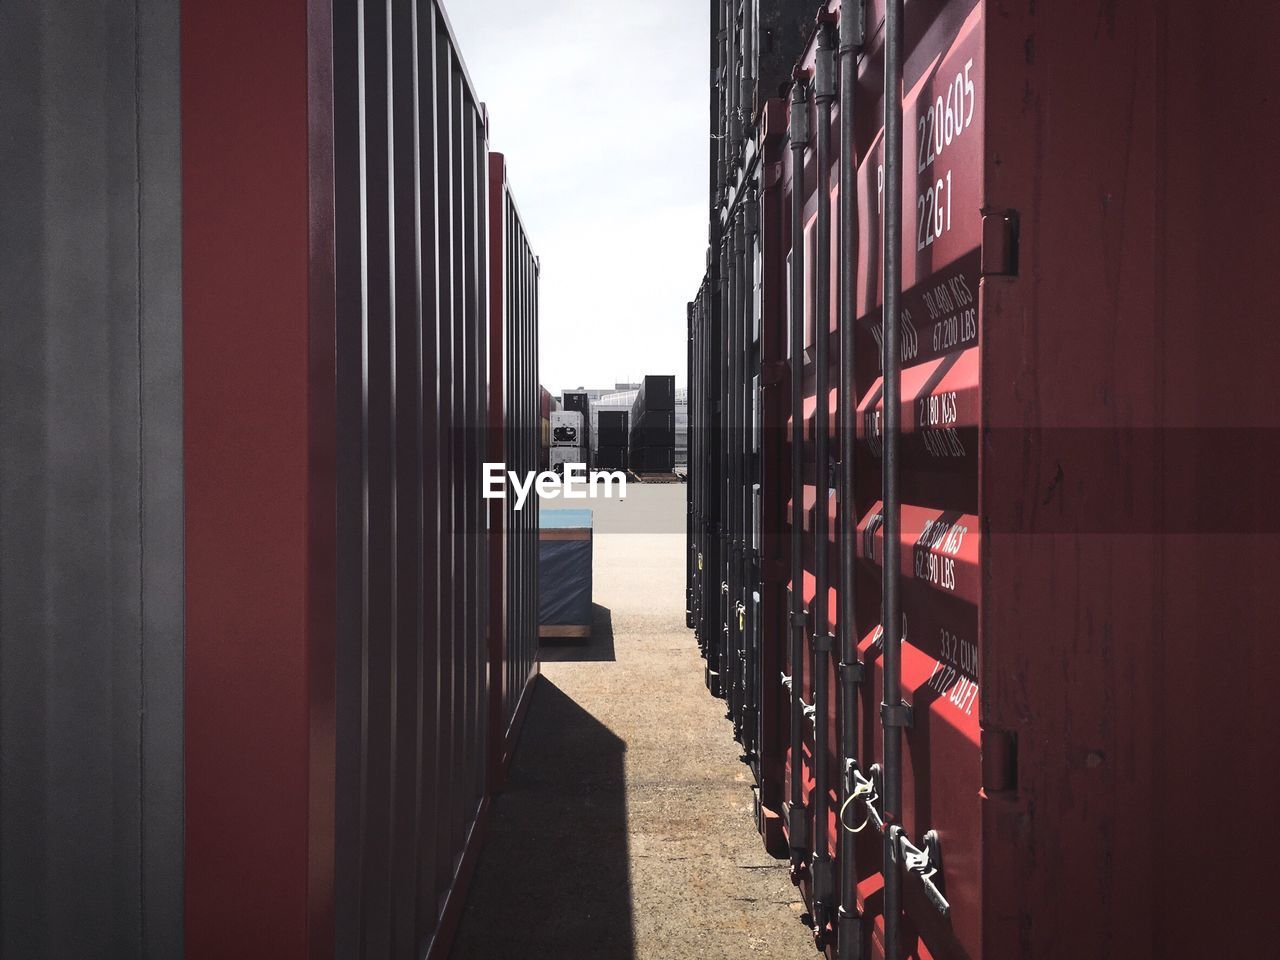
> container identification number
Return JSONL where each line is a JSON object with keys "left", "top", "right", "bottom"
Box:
{"left": 917, "top": 59, "right": 976, "bottom": 176}
{"left": 915, "top": 59, "right": 977, "bottom": 252}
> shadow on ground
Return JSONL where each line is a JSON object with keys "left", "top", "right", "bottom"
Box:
{"left": 449, "top": 677, "right": 633, "bottom": 959}
{"left": 539, "top": 604, "right": 615, "bottom": 663}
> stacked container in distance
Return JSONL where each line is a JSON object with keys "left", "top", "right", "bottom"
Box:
{"left": 596, "top": 411, "right": 629, "bottom": 470}
{"left": 629, "top": 374, "right": 677, "bottom": 473}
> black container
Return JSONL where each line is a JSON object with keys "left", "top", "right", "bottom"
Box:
{"left": 630, "top": 409, "right": 675, "bottom": 448}
{"left": 634, "top": 374, "right": 675, "bottom": 413}
{"left": 630, "top": 446, "right": 675, "bottom": 473}
{"left": 596, "top": 445, "right": 628, "bottom": 470}
{"left": 598, "top": 410, "right": 628, "bottom": 446}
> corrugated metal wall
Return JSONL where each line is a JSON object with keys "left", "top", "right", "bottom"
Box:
{"left": 489, "top": 155, "right": 541, "bottom": 785}
{"left": 332, "top": 2, "right": 492, "bottom": 957}
{"left": 4, "top": 1, "right": 538, "bottom": 957}
{"left": 0, "top": 1, "right": 185, "bottom": 957}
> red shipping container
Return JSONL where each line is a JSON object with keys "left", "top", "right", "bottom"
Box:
{"left": 183, "top": 3, "right": 538, "bottom": 958}
{"left": 689, "top": 0, "right": 1280, "bottom": 957}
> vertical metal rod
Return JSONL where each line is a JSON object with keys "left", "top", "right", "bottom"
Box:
{"left": 719, "top": 237, "right": 732, "bottom": 699}
{"left": 728, "top": 210, "right": 742, "bottom": 730}
{"left": 787, "top": 75, "right": 811, "bottom": 864}
{"left": 734, "top": 207, "right": 749, "bottom": 739}
{"left": 811, "top": 18, "right": 837, "bottom": 939}
{"left": 687, "top": 298, "right": 696, "bottom": 624}
{"left": 743, "top": 194, "right": 758, "bottom": 755}
{"left": 882, "top": 0, "right": 906, "bottom": 957}
{"left": 703, "top": 289, "right": 710, "bottom": 638}
{"left": 726, "top": 0, "right": 738, "bottom": 119}
{"left": 716, "top": 1, "right": 728, "bottom": 205}
{"left": 837, "top": 2, "right": 865, "bottom": 956}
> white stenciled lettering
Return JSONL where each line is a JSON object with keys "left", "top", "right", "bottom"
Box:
{"left": 917, "top": 58, "right": 976, "bottom": 176}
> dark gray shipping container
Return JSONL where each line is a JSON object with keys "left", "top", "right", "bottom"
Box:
{"left": 329, "top": 3, "right": 494, "bottom": 956}
{"left": 0, "top": 3, "right": 185, "bottom": 957}
{"left": 596, "top": 445, "right": 629, "bottom": 470}
{"left": 631, "top": 410, "right": 676, "bottom": 447}
{"left": 1, "top": 2, "right": 540, "bottom": 958}
{"left": 634, "top": 374, "right": 676, "bottom": 413}
{"left": 489, "top": 151, "right": 541, "bottom": 788}
{"left": 598, "top": 410, "right": 629, "bottom": 446}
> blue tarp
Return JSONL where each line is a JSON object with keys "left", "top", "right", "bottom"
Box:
{"left": 539, "top": 509, "right": 592, "bottom": 631}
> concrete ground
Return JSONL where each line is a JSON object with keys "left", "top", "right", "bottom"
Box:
{"left": 451, "top": 483, "right": 813, "bottom": 959}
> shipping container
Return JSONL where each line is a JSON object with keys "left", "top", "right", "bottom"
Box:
{"left": 598, "top": 410, "right": 630, "bottom": 447}
{"left": 630, "top": 446, "right": 676, "bottom": 474}
{"left": 549, "top": 447, "right": 587, "bottom": 474}
{"left": 596, "top": 445, "right": 629, "bottom": 471}
{"left": 630, "top": 376, "right": 678, "bottom": 468}
{"left": 0, "top": 2, "right": 540, "bottom": 958}
{"left": 488, "top": 152, "right": 541, "bottom": 791}
{"left": 588, "top": 393, "right": 637, "bottom": 465}
{"left": 188, "top": 2, "right": 502, "bottom": 956}
{"left": 0, "top": 5, "right": 185, "bottom": 955}
{"left": 562, "top": 390, "right": 592, "bottom": 455}
{"left": 674, "top": 387, "right": 690, "bottom": 468}
{"left": 540, "top": 385, "right": 553, "bottom": 468}
{"left": 686, "top": 1, "right": 1280, "bottom": 958}
{"left": 551, "top": 410, "right": 586, "bottom": 447}
{"left": 634, "top": 373, "right": 677, "bottom": 413}
{"left": 631, "top": 409, "right": 677, "bottom": 448}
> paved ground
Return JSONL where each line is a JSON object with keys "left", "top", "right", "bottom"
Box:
{"left": 451, "top": 483, "right": 813, "bottom": 959}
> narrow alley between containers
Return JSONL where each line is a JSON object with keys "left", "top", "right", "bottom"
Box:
{"left": 450, "top": 485, "right": 813, "bottom": 959}
{"left": 7, "top": 1, "right": 1278, "bottom": 960}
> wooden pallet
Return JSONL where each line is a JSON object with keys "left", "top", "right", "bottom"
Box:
{"left": 627, "top": 471, "right": 683, "bottom": 483}
{"left": 539, "top": 624, "right": 591, "bottom": 639}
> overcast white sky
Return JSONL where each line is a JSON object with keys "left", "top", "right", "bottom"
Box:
{"left": 445, "top": 0, "right": 707, "bottom": 396}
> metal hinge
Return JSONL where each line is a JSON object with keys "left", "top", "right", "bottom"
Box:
{"left": 981, "top": 210, "right": 1019, "bottom": 277}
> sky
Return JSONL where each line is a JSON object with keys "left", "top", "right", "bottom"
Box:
{"left": 445, "top": 0, "right": 707, "bottom": 397}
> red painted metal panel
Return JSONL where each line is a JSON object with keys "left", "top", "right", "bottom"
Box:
{"left": 184, "top": 3, "right": 530, "bottom": 958}
{"left": 977, "top": 3, "right": 1280, "bottom": 958}
{"left": 182, "top": 0, "right": 336, "bottom": 956}
{"left": 693, "top": 0, "right": 1280, "bottom": 957}
{"left": 779, "top": 4, "right": 992, "bottom": 956}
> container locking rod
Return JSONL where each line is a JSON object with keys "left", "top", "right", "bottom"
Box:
{"left": 897, "top": 829, "right": 950, "bottom": 917}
